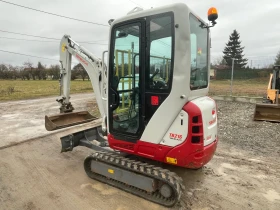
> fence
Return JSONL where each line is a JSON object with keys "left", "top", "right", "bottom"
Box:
{"left": 213, "top": 69, "right": 273, "bottom": 80}
{"left": 209, "top": 68, "right": 273, "bottom": 97}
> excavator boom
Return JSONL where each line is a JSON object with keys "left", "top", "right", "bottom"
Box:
{"left": 45, "top": 35, "right": 107, "bottom": 132}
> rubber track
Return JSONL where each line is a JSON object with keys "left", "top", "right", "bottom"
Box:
{"left": 84, "top": 151, "right": 185, "bottom": 207}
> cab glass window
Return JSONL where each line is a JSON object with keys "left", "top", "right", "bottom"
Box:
{"left": 110, "top": 23, "right": 141, "bottom": 134}
{"left": 148, "top": 14, "right": 173, "bottom": 90}
{"left": 189, "top": 14, "right": 209, "bottom": 90}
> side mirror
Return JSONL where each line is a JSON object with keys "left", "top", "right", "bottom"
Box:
{"left": 117, "top": 32, "right": 128, "bottom": 38}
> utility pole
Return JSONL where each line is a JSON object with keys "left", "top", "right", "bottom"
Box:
{"left": 230, "top": 58, "right": 235, "bottom": 96}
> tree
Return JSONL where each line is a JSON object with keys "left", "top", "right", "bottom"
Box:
{"left": 223, "top": 30, "right": 248, "bottom": 69}
{"left": 73, "top": 63, "right": 88, "bottom": 81}
{"left": 48, "top": 64, "right": 60, "bottom": 80}
{"left": 23, "top": 61, "right": 34, "bottom": 80}
{"left": 37, "top": 62, "right": 47, "bottom": 80}
{"left": 71, "top": 69, "right": 79, "bottom": 80}
{"left": 0, "top": 64, "right": 9, "bottom": 79}
{"left": 7, "top": 64, "right": 19, "bottom": 80}
{"left": 213, "top": 56, "right": 227, "bottom": 66}
{"left": 275, "top": 50, "right": 280, "bottom": 65}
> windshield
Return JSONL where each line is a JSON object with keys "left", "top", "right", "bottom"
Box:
{"left": 189, "top": 13, "right": 209, "bottom": 90}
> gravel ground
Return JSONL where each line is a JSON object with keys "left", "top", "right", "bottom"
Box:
{"left": 216, "top": 100, "right": 280, "bottom": 159}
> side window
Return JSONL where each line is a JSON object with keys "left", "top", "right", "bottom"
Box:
{"left": 148, "top": 15, "right": 173, "bottom": 90}
{"left": 190, "top": 34, "right": 197, "bottom": 69}
{"left": 110, "top": 23, "right": 141, "bottom": 134}
{"left": 189, "top": 14, "right": 208, "bottom": 90}
{"left": 113, "top": 25, "right": 140, "bottom": 92}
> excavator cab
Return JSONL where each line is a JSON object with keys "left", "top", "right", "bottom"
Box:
{"left": 45, "top": 4, "right": 217, "bottom": 133}
{"left": 253, "top": 65, "right": 280, "bottom": 122}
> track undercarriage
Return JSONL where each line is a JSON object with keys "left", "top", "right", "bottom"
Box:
{"left": 60, "top": 126, "right": 185, "bottom": 207}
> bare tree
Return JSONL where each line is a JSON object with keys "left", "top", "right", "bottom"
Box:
{"left": 213, "top": 56, "right": 227, "bottom": 66}
{"left": 275, "top": 50, "right": 280, "bottom": 65}
{"left": 37, "top": 62, "right": 47, "bottom": 80}
{"left": 48, "top": 64, "right": 60, "bottom": 80}
{"left": 73, "top": 63, "right": 88, "bottom": 81}
{"left": 23, "top": 61, "right": 34, "bottom": 80}
{"left": 7, "top": 65, "right": 18, "bottom": 80}
{"left": 0, "top": 64, "right": 9, "bottom": 79}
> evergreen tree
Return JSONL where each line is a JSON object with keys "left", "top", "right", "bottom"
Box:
{"left": 223, "top": 30, "right": 248, "bottom": 69}
{"left": 275, "top": 50, "right": 280, "bottom": 65}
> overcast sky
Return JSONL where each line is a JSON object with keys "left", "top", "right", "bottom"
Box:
{"left": 0, "top": 0, "right": 279, "bottom": 68}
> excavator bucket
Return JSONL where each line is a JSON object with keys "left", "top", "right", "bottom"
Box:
{"left": 253, "top": 104, "right": 280, "bottom": 122}
{"left": 45, "top": 111, "right": 98, "bottom": 131}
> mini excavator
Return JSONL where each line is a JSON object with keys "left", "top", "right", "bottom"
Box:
{"left": 45, "top": 3, "right": 219, "bottom": 207}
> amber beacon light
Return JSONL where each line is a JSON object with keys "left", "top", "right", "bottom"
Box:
{"left": 208, "top": 7, "right": 218, "bottom": 21}
{"left": 206, "top": 7, "right": 218, "bottom": 28}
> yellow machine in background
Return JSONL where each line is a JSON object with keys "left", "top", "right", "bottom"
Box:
{"left": 254, "top": 65, "right": 280, "bottom": 122}
{"left": 265, "top": 65, "right": 280, "bottom": 104}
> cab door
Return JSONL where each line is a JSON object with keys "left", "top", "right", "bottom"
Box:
{"left": 108, "top": 19, "right": 145, "bottom": 142}
{"left": 144, "top": 13, "right": 174, "bottom": 124}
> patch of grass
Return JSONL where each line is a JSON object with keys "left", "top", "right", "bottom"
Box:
{"left": 0, "top": 85, "right": 15, "bottom": 96}
{"left": 0, "top": 78, "right": 270, "bottom": 101}
{"left": 209, "top": 78, "right": 268, "bottom": 97}
{"left": 0, "top": 80, "right": 94, "bottom": 101}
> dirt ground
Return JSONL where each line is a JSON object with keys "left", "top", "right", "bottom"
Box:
{"left": 0, "top": 95, "right": 280, "bottom": 210}
{"left": 0, "top": 93, "right": 96, "bottom": 148}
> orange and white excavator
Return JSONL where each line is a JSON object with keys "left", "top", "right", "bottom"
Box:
{"left": 45, "top": 3, "right": 219, "bottom": 207}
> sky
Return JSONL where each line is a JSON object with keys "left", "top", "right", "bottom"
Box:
{"left": 0, "top": 0, "right": 279, "bottom": 68}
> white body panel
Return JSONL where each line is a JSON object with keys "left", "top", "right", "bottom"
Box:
{"left": 108, "top": 3, "right": 210, "bottom": 144}
{"left": 159, "top": 96, "right": 217, "bottom": 147}
{"left": 192, "top": 96, "right": 217, "bottom": 146}
{"left": 160, "top": 111, "right": 189, "bottom": 147}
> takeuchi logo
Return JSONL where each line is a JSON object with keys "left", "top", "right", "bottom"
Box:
{"left": 76, "top": 54, "right": 88, "bottom": 66}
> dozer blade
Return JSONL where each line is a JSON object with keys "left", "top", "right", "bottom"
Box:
{"left": 253, "top": 104, "right": 280, "bottom": 122}
{"left": 45, "top": 111, "right": 98, "bottom": 131}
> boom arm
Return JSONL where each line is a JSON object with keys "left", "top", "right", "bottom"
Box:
{"left": 57, "top": 35, "right": 107, "bottom": 131}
